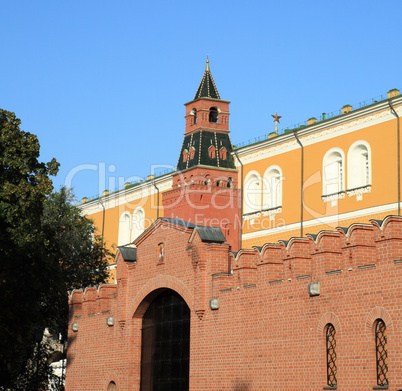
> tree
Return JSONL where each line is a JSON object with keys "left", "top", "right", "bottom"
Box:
{"left": 0, "top": 109, "right": 113, "bottom": 390}
{"left": 41, "top": 187, "right": 112, "bottom": 335}
{"left": 0, "top": 109, "right": 59, "bottom": 387}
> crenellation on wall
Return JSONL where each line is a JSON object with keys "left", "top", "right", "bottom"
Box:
{"left": 282, "top": 237, "right": 313, "bottom": 279}
{"left": 206, "top": 242, "right": 231, "bottom": 275}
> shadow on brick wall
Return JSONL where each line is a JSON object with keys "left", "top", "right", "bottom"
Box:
{"left": 233, "top": 379, "right": 251, "bottom": 390}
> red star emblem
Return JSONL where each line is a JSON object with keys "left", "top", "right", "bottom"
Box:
{"left": 272, "top": 112, "right": 282, "bottom": 123}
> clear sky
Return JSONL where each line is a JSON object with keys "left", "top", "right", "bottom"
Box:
{"left": 2, "top": 0, "right": 401, "bottom": 201}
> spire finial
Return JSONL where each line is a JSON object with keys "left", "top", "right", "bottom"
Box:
{"left": 206, "top": 53, "right": 210, "bottom": 71}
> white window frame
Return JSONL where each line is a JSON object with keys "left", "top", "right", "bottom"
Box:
{"left": 132, "top": 207, "right": 145, "bottom": 241}
{"left": 243, "top": 171, "right": 262, "bottom": 214}
{"left": 322, "top": 148, "right": 345, "bottom": 196}
{"left": 263, "top": 165, "right": 283, "bottom": 209}
{"left": 118, "top": 211, "right": 131, "bottom": 246}
{"left": 347, "top": 140, "right": 371, "bottom": 190}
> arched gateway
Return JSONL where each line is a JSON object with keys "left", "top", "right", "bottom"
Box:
{"left": 140, "top": 289, "right": 190, "bottom": 391}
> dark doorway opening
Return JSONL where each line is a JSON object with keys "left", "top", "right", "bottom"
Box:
{"left": 140, "top": 289, "right": 190, "bottom": 391}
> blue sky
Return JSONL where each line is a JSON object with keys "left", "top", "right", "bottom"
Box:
{"left": 2, "top": 0, "right": 401, "bottom": 201}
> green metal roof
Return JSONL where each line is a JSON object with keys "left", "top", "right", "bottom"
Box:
{"left": 194, "top": 60, "right": 221, "bottom": 100}
{"left": 177, "top": 130, "right": 236, "bottom": 170}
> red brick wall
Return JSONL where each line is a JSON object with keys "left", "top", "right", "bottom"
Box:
{"left": 66, "top": 216, "right": 402, "bottom": 390}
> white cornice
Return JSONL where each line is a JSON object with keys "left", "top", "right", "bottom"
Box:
{"left": 79, "top": 173, "right": 173, "bottom": 215}
{"left": 241, "top": 202, "right": 399, "bottom": 241}
{"left": 235, "top": 97, "right": 402, "bottom": 166}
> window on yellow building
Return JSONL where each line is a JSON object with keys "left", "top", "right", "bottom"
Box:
{"left": 263, "top": 166, "right": 282, "bottom": 209}
{"left": 347, "top": 141, "right": 371, "bottom": 190}
{"left": 132, "top": 207, "right": 145, "bottom": 241}
{"left": 244, "top": 172, "right": 262, "bottom": 213}
{"left": 118, "top": 212, "right": 131, "bottom": 246}
{"left": 323, "top": 149, "right": 345, "bottom": 196}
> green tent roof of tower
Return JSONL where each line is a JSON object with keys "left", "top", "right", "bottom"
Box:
{"left": 193, "top": 60, "right": 221, "bottom": 100}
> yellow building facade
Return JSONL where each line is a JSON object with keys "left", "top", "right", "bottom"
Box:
{"left": 79, "top": 66, "right": 401, "bottom": 279}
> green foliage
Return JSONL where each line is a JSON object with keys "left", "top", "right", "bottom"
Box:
{"left": 0, "top": 109, "right": 113, "bottom": 389}
{"left": 41, "top": 187, "right": 112, "bottom": 336}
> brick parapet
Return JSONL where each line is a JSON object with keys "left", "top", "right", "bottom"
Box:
{"left": 69, "top": 216, "right": 402, "bottom": 318}
{"left": 67, "top": 215, "right": 402, "bottom": 390}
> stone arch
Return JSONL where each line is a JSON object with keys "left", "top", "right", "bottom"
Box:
{"left": 365, "top": 306, "right": 393, "bottom": 332}
{"left": 103, "top": 376, "right": 120, "bottom": 391}
{"left": 317, "top": 312, "right": 342, "bottom": 336}
{"left": 131, "top": 275, "right": 193, "bottom": 319}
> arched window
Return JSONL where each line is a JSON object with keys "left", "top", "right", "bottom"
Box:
{"left": 107, "top": 381, "right": 117, "bottom": 391}
{"left": 132, "top": 207, "right": 145, "bottom": 241}
{"left": 325, "top": 323, "right": 337, "bottom": 388}
{"left": 227, "top": 177, "right": 233, "bottom": 188}
{"left": 244, "top": 172, "right": 262, "bottom": 213}
{"left": 323, "top": 148, "right": 345, "bottom": 195}
{"left": 157, "top": 243, "right": 164, "bottom": 262}
{"left": 191, "top": 108, "right": 197, "bottom": 124}
{"left": 375, "top": 319, "right": 388, "bottom": 387}
{"left": 263, "top": 166, "right": 282, "bottom": 209}
{"left": 347, "top": 141, "right": 371, "bottom": 189}
{"left": 140, "top": 290, "right": 190, "bottom": 391}
{"left": 118, "top": 212, "right": 131, "bottom": 246}
{"left": 209, "top": 106, "right": 219, "bottom": 123}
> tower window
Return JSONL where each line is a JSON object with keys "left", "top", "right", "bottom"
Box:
{"left": 208, "top": 145, "right": 216, "bottom": 159}
{"left": 219, "top": 147, "right": 227, "bottom": 160}
{"left": 191, "top": 108, "right": 197, "bottom": 124}
{"left": 182, "top": 149, "right": 189, "bottom": 162}
{"left": 209, "top": 107, "right": 219, "bottom": 123}
{"left": 189, "top": 146, "right": 196, "bottom": 160}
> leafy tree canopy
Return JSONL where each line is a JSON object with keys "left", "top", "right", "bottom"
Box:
{"left": 0, "top": 109, "right": 113, "bottom": 390}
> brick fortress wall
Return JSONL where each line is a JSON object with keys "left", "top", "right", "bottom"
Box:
{"left": 66, "top": 215, "right": 402, "bottom": 390}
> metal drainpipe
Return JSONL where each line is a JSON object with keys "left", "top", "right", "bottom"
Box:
{"left": 98, "top": 197, "right": 106, "bottom": 262}
{"left": 389, "top": 99, "right": 401, "bottom": 216}
{"left": 233, "top": 148, "right": 243, "bottom": 250}
{"left": 294, "top": 131, "right": 304, "bottom": 237}
{"left": 153, "top": 179, "right": 160, "bottom": 219}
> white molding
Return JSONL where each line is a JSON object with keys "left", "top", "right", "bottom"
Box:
{"left": 241, "top": 202, "right": 399, "bottom": 241}
{"left": 79, "top": 176, "right": 173, "bottom": 215}
{"left": 236, "top": 103, "right": 402, "bottom": 166}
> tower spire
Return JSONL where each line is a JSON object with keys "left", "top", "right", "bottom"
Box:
{"left": 194, "top": 58, "right": 221, "bottom": 100}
